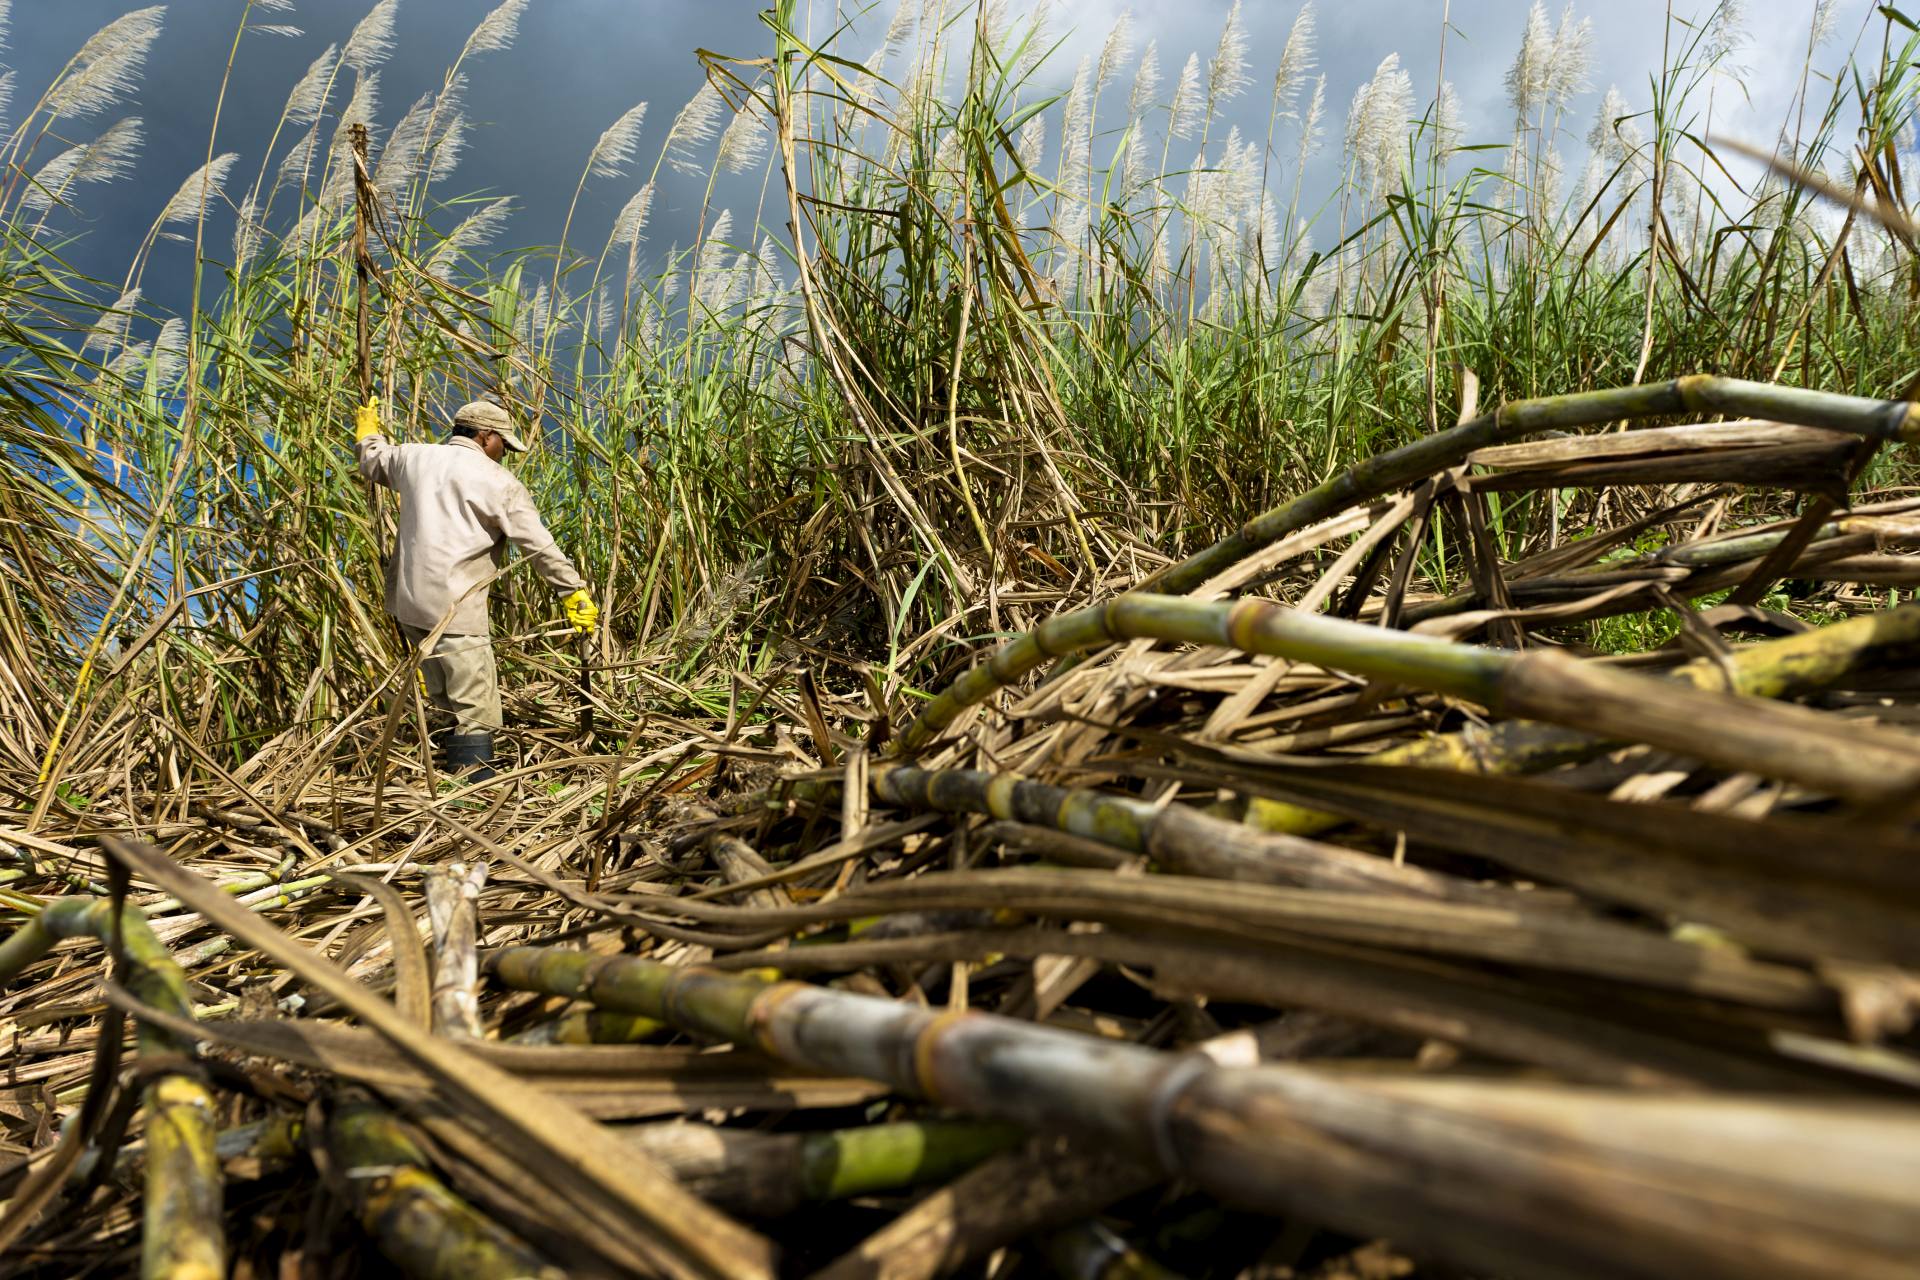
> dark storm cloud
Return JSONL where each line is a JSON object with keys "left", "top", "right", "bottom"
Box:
{"left": 9, "top": 0, "right": 1868, "bottom": 318}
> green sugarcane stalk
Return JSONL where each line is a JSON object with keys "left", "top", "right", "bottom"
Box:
{"left": 0, "top": 899, "right": 222, "bottom": 1280}
{"left": 1247, "top": 599, "right": 1920, "bottom": 834}
{"left": 485, "top": 945, "right": 1920, "bottom": 1280}
{"left": 326, "top": 1092, "right": 565, "bottom": 1280}
{"left": 895, "top": 593, "right": 1920, "bottom": 805}
{"left": 1141, "top": 376, "right": 1919, "bottom": 598}
{"left": 937, "top": 377, "right": 1917, "bottom": 721}
{"left": 622, "top": 1117, "right": 1023, "bottom": 1217}
{"left": 865, "top": 763, "right": 1515, "bottom": 904}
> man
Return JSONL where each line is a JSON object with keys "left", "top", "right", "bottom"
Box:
{"left": 354, "top": 396, "right": 598, "bottom": 781}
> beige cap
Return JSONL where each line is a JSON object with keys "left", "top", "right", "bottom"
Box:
{"left": 452, "top": 399, "right": 529, "bottom": 453}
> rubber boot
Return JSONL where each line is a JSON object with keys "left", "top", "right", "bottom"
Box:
{"left": 443, "top": 732, "right": 497, "bottom": 783}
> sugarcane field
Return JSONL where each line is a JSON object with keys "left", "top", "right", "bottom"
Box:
{"left": 5, "top": 0, "right": 1920, "bottom": 1276}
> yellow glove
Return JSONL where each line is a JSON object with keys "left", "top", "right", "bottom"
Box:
{"left": 353, "top": 398, "right": 382, "bottom": 442}
{"left": 562, "top": 589, "right": 598, "bottom": 634}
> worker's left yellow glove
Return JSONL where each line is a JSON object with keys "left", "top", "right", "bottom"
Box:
{"left": 353, "top": 398, "right": 382, "bottom": 443}
{"left": 562, "top": 589, "right": 598, "bottom": 635}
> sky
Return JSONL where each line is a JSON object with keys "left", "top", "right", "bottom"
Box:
{"left": 8, "top": 0, "right": 1878, "bottom": 317}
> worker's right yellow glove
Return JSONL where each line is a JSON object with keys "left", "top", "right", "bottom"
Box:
{"left": 562, "top": 589, "right": 599, "bottom": 635}
{"left": 353, "top": 398, "right": 382, "bottom": 442}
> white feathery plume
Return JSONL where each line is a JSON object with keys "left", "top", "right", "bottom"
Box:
{"left": 334, "top": 72, "right": 380, "bottom": 143}
{"left": 151, "top": 317, "right": 187, "bottom": 385}
{"left": 902, "top": 50, "right": 940, "bottom": 132}
{"left": 463, "top": 0, "right": 529, "bottom": 57}
{"left": 0, "top": 69, "right": 15, "bottom": 136}
{"left": 886, "top": 53, "right": 937, "bottom": 167}
{"left": 587, "top": 101, "right": 649, "bottom": 179}
{"left": 343, "top": 0, "right": 400, "bottom": 73}
{"left": 24, "top": 117, "right": 144, "bottom": 211}
{"left": 321, "top": 72, "right": 379, "bottom": 203}
{"left": 1810, "top": 0, "right": 1839, "bottom": 47}
{"left": 1345, "top": 54, "right": 1412, "bottom": 193}
{"left": 232, "top": 195, "right": 263, "bottom": 271}
{"left": 1434, "top": 80, "right": 1463, "bottom": 160}
{"left": 1051, "top": 56, "right": 1094, "bottom": 292}
{"left": 1127, "top": 37, "right": 1161, "bottom": 122}
{"left": 428, "top": 196, "right": 513, "bottom": 273}
{"left": 1274, "top": 4, "right": 1316, "bottom": 118}
{"left": 716, "top": 103, "right": 766, "bottom": 175}
{"left": 1540, "top": 142, "right": 1564, "bottom": 211}
{"left": 514, "top": 282, "right": 551, "bottom": 348}
{"left": 375, "top": 90, "right": 435, "bottom": 191}
{"left": 1706, "top": 0, "right": 1746, "bottom": 62}
{"left": 1505, "top": 1, "right": 1551, "bottom": 122}
{"left": 1588, "top": 85, "right": 1640, "bottom": 171}
{"left": 695, "top": 209, "right": 736, "bottom": 312}
{"left": 611, "top": 182, "right": 653, "bottom": 249}
{"left": 85, "top": 288, "right": 140, "bottom": 356}
{"left": 427, "top": 101, "right": 467, "bottom": 183}
{"left": 1498, "top": 127, "right": 1530, "bottom": 213}
{"left": 980, "top": 0, "right": 1010, "bottom": 51}
{"left": 1057, "top": 53, "right": 1093, "bottom": 191}
{"left": 43, "top": 7, "right": 165, "bottom": 121}
{"left": 1123, "top": 39, "right": 1159, "bottom": 193}
{"left": 252, "top": 0, "right": 294, "bottom": 10}
{"left": 157, "top": 152, "right": 239, "bottom": 230}
{"left": 1018, "top": 0, "right": 1053, "bottom": 77}
{"left": 1015, "top": 112, "right": 1045, "bottom": 174}
{"left": 1181, "top": 148, "right": 1209, "bottom": 227}
{"left": 1169, "top": 52, "right": 1203, "bottom": 141}
{"left": 252, "top": 25, "right": 304, "bottom": 39}
{"left": 1295, "top": 74, "right": 1325, "bottom": 169}
{"left": 105, "top": 341, "right": 152, "bottom": 382}
{"left": 1206, "top": 0, "right": 1250, "bottom": 113}
{"left": 637, "top": 298, "right": 663, "bottom": 352}
{"left": 375, "top": 77, "right": 464, "bottom": 192}
{"left": 1095, "top": 12, "right": 1133, "bottom": 98}
{"left": 880, "top": 0, "right": 916, "bottom": 60}
{"left": 1569, "top": 152, "right": 1602, "bottom": 245}
{"left": 276, "top": 127, "right": 320, "bottom": 191}
{"left": 0, "top": 1, "right": 12, "bottom": 53}
{"left": 1545, "top": 3, "right": 1593, "bottom": 111}
{"left": 284, "top": 44, "right": 337, "bottom": 126}
{"left": 1252, "top": 183, "right": 1281, "bottom": 277}
{"left": 594, "top": 283, "right": 616, "bottom": 344}
{"left": 665, "top": 81, "right": 725, "bottom": 176}
{"left": 746, "top": 235, "right": 782, "bottom": 312}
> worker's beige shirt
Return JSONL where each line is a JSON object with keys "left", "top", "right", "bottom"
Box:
{"left": 357, "top": 433, "right": 587, "bottom": 635}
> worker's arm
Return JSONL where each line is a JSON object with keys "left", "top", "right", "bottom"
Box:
{"left": 353, "top": 398, "right": 399, "bottom": 488}
{"left": 490, "top": 480, "right": 590, "bottom": 597}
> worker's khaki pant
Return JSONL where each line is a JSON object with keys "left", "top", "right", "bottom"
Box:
{"left": 399, "top": 624, "right": 503, "bottom": 734}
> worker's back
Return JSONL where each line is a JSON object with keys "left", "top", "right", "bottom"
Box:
{"left": 357, "top": 432, "right": 585, "bottom": 635}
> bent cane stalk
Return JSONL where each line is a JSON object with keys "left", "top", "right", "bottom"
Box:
{"left": 1140, "top": 376, "right": 1920, "bottom": 598}
{"left": 1247, "top": 600, "right": 1920, "bottom": 834}
{"left": 917, "top": 378, "right": 1920, "bottom": 742}
{"left": 485, "top": 946, "right": 1920, "bottom": 1280}
{"left": 326, "top": 1091, "right": 564, "bottom": 1280}
{"left": 864, "top": 763, "right": 1527, "bottom": 905}
{"left": 0, "top": 899, "right": 222, "bottom": 1280}
{"left": 622, "top": 1117, "right": 1023, "bottom": 1217}
{"left": 895, "top": 593, "right": 1920, "bottom": 805}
